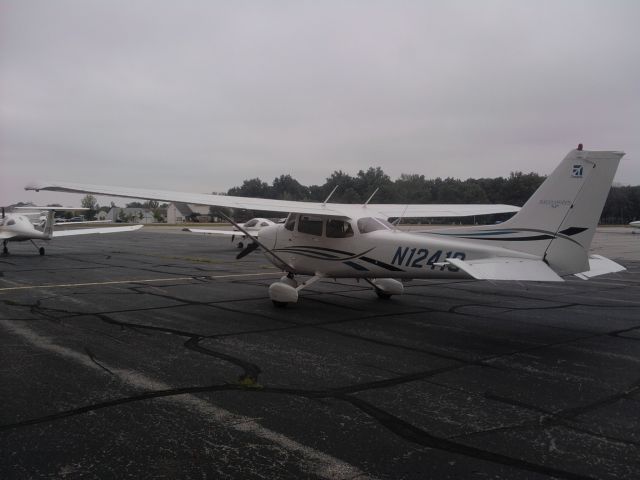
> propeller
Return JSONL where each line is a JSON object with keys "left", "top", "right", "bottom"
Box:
{"left": 1, "top": 207, "right": 4, "bottom": 219}
{"left": 236, "top": 241, "right": 259, "bottom": 259}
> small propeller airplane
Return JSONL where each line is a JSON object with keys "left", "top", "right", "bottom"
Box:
{"left": 26, "top": 146, "right": 625, "bottom": 306}
{"left": 0, "top": 207, "right": 143, "bottom": 256}
{"left": 183, "top": 217, "right": 277, "bottom": 249}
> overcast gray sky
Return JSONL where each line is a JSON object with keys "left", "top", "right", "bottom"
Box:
{"left": 2, "top": 0, "right": 639, "bottom": 207}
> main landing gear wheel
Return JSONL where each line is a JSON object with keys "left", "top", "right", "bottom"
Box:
{"left": 367, "top": 278, "right": 403, "bottom": 300}
{"left": 237, "top": 242, "right": 244, "bottom": 249}
{"left": 375, "top": 289, "right": 392, "bottom": 300}
{"left": 39, "top": 247, "right": 45, "bottom": 256}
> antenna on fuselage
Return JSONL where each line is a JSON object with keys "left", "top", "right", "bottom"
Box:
{"left": 363, "top": 188, "right": 379, "bottom": 207}
{"left": 392, "top": 204, "right": 409, "bottom": 231}
{"left": 322, "top": 185, "right": 339, "bottom": 206}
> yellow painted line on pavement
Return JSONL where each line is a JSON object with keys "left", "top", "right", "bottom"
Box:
{"left": 0, "top": 272, "right": 281, "bottom": 293}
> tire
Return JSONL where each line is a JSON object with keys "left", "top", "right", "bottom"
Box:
{"left": 375, "top": 289, "right": 391, "bottom": 300}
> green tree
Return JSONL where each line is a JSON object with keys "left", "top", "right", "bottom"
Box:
{"left": 80, "top": 194, "right": 98, "bottom": 220}
{"left": 272, "top": 175, "right": 309, "bottom": 200}
{"left": 228, "top": 178, "right": 272, "bottom": 198}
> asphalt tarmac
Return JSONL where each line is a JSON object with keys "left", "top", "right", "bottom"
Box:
{"left": 1, "top": 226, "right": 639, "bottom": 479}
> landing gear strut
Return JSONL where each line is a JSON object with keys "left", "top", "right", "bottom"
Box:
{"left": 2, "top": 241, "right": 7, "bottom": 255}
{"left": 30, "top": 240, "right": 45, "bottom": 256}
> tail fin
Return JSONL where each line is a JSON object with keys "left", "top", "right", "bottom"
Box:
{"left": 495, "top": 147, "right": 624, "bottom": 274}
{"left": 42, "top": 211, "right": 55, "bottom": 239}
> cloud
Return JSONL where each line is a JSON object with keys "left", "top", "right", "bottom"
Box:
{"left": 2, "top": 0, "right": 639, "bottom": 206}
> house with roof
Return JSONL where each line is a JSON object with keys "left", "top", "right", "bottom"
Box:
{"left": 167, "top": 203, "right": 219, "bottom": 223}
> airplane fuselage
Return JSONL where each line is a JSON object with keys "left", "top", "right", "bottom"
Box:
{"left": 259, "top": 217, "right": 534, "bottom": 280}
{"left": 1, "top": 214, "right": 52, "bottom": 242}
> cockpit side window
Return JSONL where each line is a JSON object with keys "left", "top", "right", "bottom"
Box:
{"left": 326, "top": 219, "right": 354, "bottom": 238}
{"left": 244, "top": 219, "right": 258, "bottom": 228}
{"left": 284, "top": 214, "right": 296, "bottom": 231}
{"left": 7, "top": 219, "right": 16, "bottom": 226}
{"left": 356, "top": 217, "right": 392, "bottom": 234}
{"left": 298, "top": 216, "right": 323, "bottom": 236}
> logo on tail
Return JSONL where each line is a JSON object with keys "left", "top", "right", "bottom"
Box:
{"left": 571, "top": 164, "right": 584, "bottom": 177}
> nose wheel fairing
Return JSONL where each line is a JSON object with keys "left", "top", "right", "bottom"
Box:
{"left": 268, "top": 273, "right": 322, "bottom": 307}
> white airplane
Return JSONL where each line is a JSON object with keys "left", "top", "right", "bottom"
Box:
{"left": 0, "top": 207, "right": 143, "bottom": 255}
{"left": 183, "top": 217, "right": 276, "bottom": 249}
{"left": 630, "top": 221, "right": 640, "bottom": 234}
{"left": 26, "top": 146, "right": 625, "bottom": 306}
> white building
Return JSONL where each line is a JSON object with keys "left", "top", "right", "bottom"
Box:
{"left": 167, "top": 203, "right": 218, "bottom": 223}
{"left": 107, "top": 207, "right": 156, "bottom": 224}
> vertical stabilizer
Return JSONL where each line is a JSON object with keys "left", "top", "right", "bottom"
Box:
{"left": 42, "top": 211, "right": 55, "bottom": 239}
{"left": 496, "top": 148, "right": 624, "bottom": 274}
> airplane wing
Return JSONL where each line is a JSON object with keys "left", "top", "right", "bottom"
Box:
{"left": 368, "top": 203, "right": 520, "bottom": 218}
{"left": 57, "top": 220, "right": 113, "bottom": 225}
{"left": 25, "top": 180, "right": 520, "bottom": 219}
{"left": 183, "top": 228, "right": 249, "bottom": 237}
{"left": 52, "top": 225, "right": 143, "bottom": 237}
{"left": 0, "top": 231, "right": 16, "bottom": 240}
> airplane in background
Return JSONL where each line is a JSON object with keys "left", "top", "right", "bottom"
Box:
{"left": 1, "top": 207, "right": 143, "bottom": 255}
{"left": 183, "top": 217, "right": 276, "bottom": 249}
{"left": 630, "top": 221, "right": 640, "bottom": 233}
{"left": 26, "top": 146, "right": 625, "bottom": 306}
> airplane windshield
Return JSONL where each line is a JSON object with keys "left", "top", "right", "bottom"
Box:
{"left": 357, "top": 217, "right": 392, "bottom": 234}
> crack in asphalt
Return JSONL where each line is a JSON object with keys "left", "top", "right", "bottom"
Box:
{"left": 2, "top": 255, "right": 639, "bottom": 479}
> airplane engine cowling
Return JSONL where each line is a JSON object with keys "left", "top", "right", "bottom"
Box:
{"left": 269, "top": 281, "right": 299, "bottom": 304}
{"left": 371, "top": 278, "right": 404, "bottom": 295}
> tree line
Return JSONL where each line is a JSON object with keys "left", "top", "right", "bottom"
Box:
{"left": 228, "top": 167, "right": 640, "bottom": 224}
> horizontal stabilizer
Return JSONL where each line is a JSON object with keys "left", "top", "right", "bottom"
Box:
{"left": 574, "top": 255, "right": 626, "bottom": 280}
{"left": 52, "top": 225, "right": 143, "bottom": 237}
{"left": 446, "top": 257, "right": 564, "bottom": 282}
